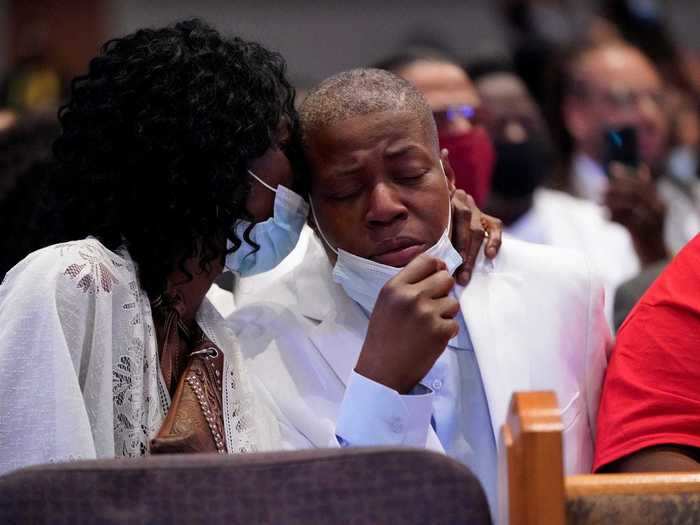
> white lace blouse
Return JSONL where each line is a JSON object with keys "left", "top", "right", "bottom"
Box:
{"left": 0, "top": 238, "right": 279, "bottom": 475}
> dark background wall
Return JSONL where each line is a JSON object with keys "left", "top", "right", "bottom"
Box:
{"left": 106, "top": 0, "right": 510, "bottom": 87}
{"left": 2, "top": 0, "right": 700, "bottom": 87}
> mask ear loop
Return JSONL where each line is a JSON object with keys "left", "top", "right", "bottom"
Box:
{"left": 248, "top": 169, "right": 278, "bottom": 193}
{"left": 440, "top": 159, "right": 453, "bottom": 234}
{"left": 309, "top": 198, "right": 339, "bottom": 255}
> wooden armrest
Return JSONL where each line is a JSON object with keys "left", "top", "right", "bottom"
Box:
{"left": 498, "top": 391, "right": 566, "bottom": 525}
{"left": 566, "top": 472, "right": 700, "bottom": 496}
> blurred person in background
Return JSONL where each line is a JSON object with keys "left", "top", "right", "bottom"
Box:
{"left": 500, "top": 0, "right": 591, "bottom": 176}
{"left": 2, "top": 56, "right": 63, "bottom": 114}
{"left": 500, "top": 0, "right": 586, "bottom": 105}
{"left": 592, "top": 0, "right": 700, "bottom": 228}
{"left": 1, "top": 17, "right": 65, "bottom": 114}
{"left": 469, "top": 59, "right": 639, "bottom": 324}
{"left": 375, "top": 50, "right": 495, "bottom": 209}
{"left": 594, "top": 0, "right": 700, "bottom": 96}
{"left": 563, "top": 40, "right": 700, "bottom": 253}
{"left": 562, "top": 41, "right": 700, "bottom": 327}
{"left": 0, "top": 113, "right": 59, "bottom": 282}
{"left": 502, "top": 1, "right": 700, "bottom": 204}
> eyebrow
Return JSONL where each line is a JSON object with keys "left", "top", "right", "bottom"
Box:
{"left": 328, "top": 164, "right": 363, "bottom": 178}
{"left": 383, "top": 143, "right": 423, "bottom": 159}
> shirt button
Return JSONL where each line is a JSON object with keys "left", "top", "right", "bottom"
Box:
{"left": 432, "top": 379, "right": 443, "bottom": 391}
{"left": 390, "top": 417, "right": 404, "bottom": 434}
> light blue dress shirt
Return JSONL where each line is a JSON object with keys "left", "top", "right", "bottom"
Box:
{"left": 423, "top": 289, "right": 498, "bottom": 515}
{"left": 336, "top": 286, "right": 498, "bottom": 516}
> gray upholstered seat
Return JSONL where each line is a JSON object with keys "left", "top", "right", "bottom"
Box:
{"left": 0, "top": 448, "right": 491, "bottom": 524}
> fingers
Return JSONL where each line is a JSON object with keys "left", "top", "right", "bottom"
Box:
{"left": 437, "top": 317, "right": 460, "bottom": 339}
{"left": 425, "top": 296, "right": 460, "bottom": 339}
{"left": 638, "top": 164, "right": 652, "bottom": 184}
{"left": 433, "top": 296, "right": 460, "bottom": 320}
{"left": 462, "top": 203, "right": 485, "bottom": 284}
{"left": 481, "top": 214, "right": 503, "bottom": 259}
{"left": 605, "top": 174, "right": 666, "bottom": 217}
{"left": 395, "top": 254, "right": 447, "bottom": 285}
{"left": 449, "top": 190, "right": 503, "bottom": 285}
{"left": 609, "top": 162, "right": 652, "bottom": 185}
{"left": 605, "top": 190, "right": 641, "bottom": 211}
{"left": 415, "top": 269, "right": 456, "bottom": 299}
{"left": 608, "top": 162, "right": 631, "bottom": 181}
{"left": 608, "top": 175, "right": 651, "bottom": 195}
{"left": 449, "top": 189, "right": 473, "bottom": 286}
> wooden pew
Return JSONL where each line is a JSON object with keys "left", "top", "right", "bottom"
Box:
{"left": 499, "top": 391, "right": 700, "bottom": 525}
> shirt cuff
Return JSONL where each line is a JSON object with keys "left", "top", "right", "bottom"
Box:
{"left": 335, "top": 371, "right": 434, "bottom": 447}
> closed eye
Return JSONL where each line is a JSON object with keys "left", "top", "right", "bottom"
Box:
{"left": 326, "top": 187, "right": 363, "bottom": 201}
{"left": 395, "top": 170, "right": 429, "bottom": 184}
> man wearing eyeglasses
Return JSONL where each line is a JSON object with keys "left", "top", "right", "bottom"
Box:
{"left": 563, "top": 42, "right": 700, "bottom": 264}
{"left": 563, "top": 41, "right": 700, "bottom": 328}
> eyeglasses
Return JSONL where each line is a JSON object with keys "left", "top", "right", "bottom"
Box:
{"left": 432, "top": 104, "right": 482, "bottom": 130}
{"left": 581, "top": 86, "right": 666, "bottom": 112}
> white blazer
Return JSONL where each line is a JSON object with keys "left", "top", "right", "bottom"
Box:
{"left": 231, "top": 233, "right": 611, "bottom": 475}
{"left": 508, "top": 188, "right": 640, "bottom": 325}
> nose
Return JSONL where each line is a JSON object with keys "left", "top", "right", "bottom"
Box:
{"left": 638, "top": 94, "right": 664, "bottom": 130}
{"left": 365, "top": 181, "right": 408, "bottom": 227}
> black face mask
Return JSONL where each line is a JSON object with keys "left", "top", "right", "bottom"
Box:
{"left": 490, "top": 139, "right": 551, "bottom": 199}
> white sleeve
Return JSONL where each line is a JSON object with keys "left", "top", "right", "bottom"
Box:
{"left": 0, "top": 249, "right": 97, "bottom": 475}
{"left": 335, "top": 371, "right": 433, "bottom": 447}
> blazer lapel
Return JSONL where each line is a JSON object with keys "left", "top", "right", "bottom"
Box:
{"left": 293, "top": 234, "right": 369, "bottom": 387}
{"left": 459, "top": 252, "right": 532, "bottom": 447}
{"left": 308, "top": 297, "right": 369, "bottom": 388}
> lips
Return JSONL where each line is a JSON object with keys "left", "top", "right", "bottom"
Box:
{"left": 371, "top": 237, "right": 427, "bottom": 267}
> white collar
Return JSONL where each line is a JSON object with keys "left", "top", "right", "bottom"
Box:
{"left": 572, "top": 153, "right": 608, "bottom": 204}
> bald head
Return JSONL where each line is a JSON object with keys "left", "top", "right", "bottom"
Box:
{"left": 563, "top": 41, "right": 668, "bottom": 167}
{"left": 396, "top": 59, "right": 479, "bottom": 111}
{"left": 299, "top": 68, "right": 437, "bottom": 150}
{"left": 568, "top": 42, "right": 661, "bottom": 98}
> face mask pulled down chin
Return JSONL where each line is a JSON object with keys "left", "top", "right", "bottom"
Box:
{"left": 491, "top": 139, "right": 550, "bottom": 199}
{"left": 439, "top": 127, "right": 495, "bottom": 208}
{"left": 225, "top": 171, "right": 309, "bottom": 277}
{"left": 310, "top": 165, "right": 463, "bottom": 313}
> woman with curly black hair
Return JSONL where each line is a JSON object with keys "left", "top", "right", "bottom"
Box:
{"left": 0, "top": 19, "right": 308, "bottom": 472}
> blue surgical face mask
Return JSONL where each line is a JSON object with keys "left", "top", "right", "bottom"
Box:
{"left": 225, "top": 170, "right": 309, "bottom": 277}
{"left": 310, "top": 161, "right": 463, "bottom": 313}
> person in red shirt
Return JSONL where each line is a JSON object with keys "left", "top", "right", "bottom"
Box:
{"left": 595, "top": 234, "right": 700, "bottom": 472}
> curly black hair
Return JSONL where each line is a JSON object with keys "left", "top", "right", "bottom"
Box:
{"left": 49, "top": 19, "right": 297, "bottom": 299}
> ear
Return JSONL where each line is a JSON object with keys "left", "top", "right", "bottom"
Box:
{"left": 440, "top": 148, "right": 457, "bottom": 195}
